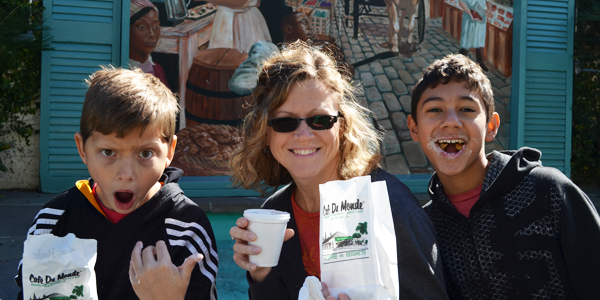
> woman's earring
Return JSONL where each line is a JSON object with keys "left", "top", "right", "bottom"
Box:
{"left": 264, "top": 147, "right": 270, "bottom": 154}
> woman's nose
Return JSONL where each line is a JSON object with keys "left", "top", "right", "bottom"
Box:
{"left": 294, "top": 120, "right": 313, "bottom": 138}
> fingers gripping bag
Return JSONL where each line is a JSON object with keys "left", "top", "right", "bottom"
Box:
{"left": 22, "top": 233, "right": 99, "bottom": 300}
{"left": 319, "top": 176, "right": 399, "bottom": 300}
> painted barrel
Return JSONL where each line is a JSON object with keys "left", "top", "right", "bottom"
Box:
{"left": 185, "top": 48, "right": 251, "bottom": 127}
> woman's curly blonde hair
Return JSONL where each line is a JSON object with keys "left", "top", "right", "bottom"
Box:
{"left": 229, "top": 41, "right": 383, "bottom": 195}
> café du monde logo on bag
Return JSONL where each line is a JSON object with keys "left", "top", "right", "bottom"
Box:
{"left": 322, "top": 197, "right": 370, "bottom": 262}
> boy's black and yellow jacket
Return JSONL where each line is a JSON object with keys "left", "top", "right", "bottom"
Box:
{"left": 424, "top": 147, "right": 600, "bottom": 299}
{"left": 15, "top": 167, "right": 218, "bottom": 300}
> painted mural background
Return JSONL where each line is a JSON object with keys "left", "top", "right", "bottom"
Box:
{"left": 128, "top": 0, "right": 513, "bottom": 177}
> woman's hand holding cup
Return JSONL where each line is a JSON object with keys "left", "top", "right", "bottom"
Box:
{"left": 230, "top": 215, "right": 294, "bottom": 283}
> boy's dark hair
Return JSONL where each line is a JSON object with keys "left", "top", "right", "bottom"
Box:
{"left": 80, "top": 66, "right": 179, "bottom": 144}
{"left": 411, "top": 54, "right": 494, "bottom": 124}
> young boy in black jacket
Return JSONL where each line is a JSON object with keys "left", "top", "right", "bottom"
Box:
{"left": 406, "top": 54, "right": 600, "bottom": 299}
{"left": 16, "top": 67, "right": 218, "bottom": 300}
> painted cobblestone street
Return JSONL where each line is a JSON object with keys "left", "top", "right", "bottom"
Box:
{"left": 327, "top": 3, "right": 511, "bottom": 175}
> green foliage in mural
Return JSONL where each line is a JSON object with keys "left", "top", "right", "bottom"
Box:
{"left": 0, "top": 0, "right": 52, "bottom": 156}
{"left": 572, "top": 0, "right": 600, "bottom": 187}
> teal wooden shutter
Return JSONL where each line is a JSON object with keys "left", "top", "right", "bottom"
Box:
{"left": 40, "top": 0, "right": 128, "bottom": 192}
{"left": 511, "top": 0, "right": 574, "bottom": 176}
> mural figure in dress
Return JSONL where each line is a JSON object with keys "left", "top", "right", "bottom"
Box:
{"left": 458, "top": 0, "right": 493, "bottom": 71}
{"left": 207, "top": 0, "right": 272, "bottom": 53}
{"left": 129, "top": 0, "right": 170, "bottom": 88}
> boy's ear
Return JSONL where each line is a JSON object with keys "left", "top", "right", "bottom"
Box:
{"left": 74, "top": 132, "right": 87, "bottom": 165}
{"left": 165, "top": 135, "right": 177, "bottom": 168}
{"left": 485, "top": 112, "right": 500, "bottom": 142}
{"left": 406, "top": 115, "right": 420, "bottom": 142}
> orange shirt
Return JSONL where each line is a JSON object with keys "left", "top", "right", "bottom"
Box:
{"left": 291, "top": 191, "right": 321, "bottom": 278}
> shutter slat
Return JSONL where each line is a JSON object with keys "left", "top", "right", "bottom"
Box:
{"left": 49, "top": 80, "right": 87, "bottom": 89}
{"left": 526, "top": 76, "right": 566, "bottom": 84}
{"left": 525, "top": 88, "right": 566, "bottom": 96}
{"left": 50, "top": 72, "right": 90, "bottom": 81}
{"left": 50, "top": 103, "right": 84, "bottom": 111}
{"left": 54, "top": 0, "right": 113, "bottom": 9}
{"left": 525, "top": 119, "right": 566, "bottom": 125}
{"left": 51, "top": 65, "right": 102, "bottom": 74}
{"left": 527, "top": 30, "right": 568, "bottom": 38}
{"left": 52, "top": 51, "right": 112, "bottom": 60}
{"left": 49, "top": 140, "right": 77, "bottom": 148}
{"left": 525, "top": 101, "right": 565, "bottom": 108}
{"left": 524, "top": 131, "right": 566, "bottom": 138}
{"left": 50, "top": 88, "right": 87, "bottom": 96}
{"left": 526, "top": 125, "right": 566, "bottom": 131}
{"left": 49, "top": 118, "right": 80, "bottom": 125}
{"left": 52, "top": 43, "right": 111, "bottom": 53}
{"left": 50, "top": 170, "right": 90, "bottom": 177}
{"left": 527, "top": 70, "right": 566, "bottom": 78}
{"left": 50, "top": 110, "right": 81, "bottom": 118}
{"left": 524, "top": 142, "right": 565, "bottom": 148}
{"left": 49, "top": 133, "right": 77, "bottom": 140}
{"left": 50, "top": 125, "right": 80, "bottom": 133}
{"left": 50, "top": 96, "right": 84, "bottom": 103}
{"left": 526, "top": 82, "right": 566, "bottom": 90}
{"left": 527, "top": 18, "right": 568, "bottom": 26}
{"left": 49, "top": 148, "right": 80, "bottom": 155}
{"left": 525, "top": 107, "right": 568, "bottom": 114}
{"left": 49, "top": 155, "right": 82, "bottom": 163}
{"left": 53, "top": 6, "right": 113, "bottom": 17}
{"left": 52, "top": 58, "right": 110, "bottom": 67}
{"left": 49, "top": 163, "right": 87, "bottom": 169}
{"left": 525, "top": 95, "right": 566, "bottom": 102}
{"left": 54, "top": 14, "right": 112, "bottom": 23}
{"left": 527, "top": 8, "right": 568, "bottom": 16}
{"left": 528, "top": 0, "right": 568, "bottom": 8}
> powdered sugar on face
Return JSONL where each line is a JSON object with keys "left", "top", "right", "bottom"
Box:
{"left": 427, "top": 135, "right": 470, "bottom": 160}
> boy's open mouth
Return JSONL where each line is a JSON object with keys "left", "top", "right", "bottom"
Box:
{"left": 437, "top": 139, "right": 465, "bottom": 153}
{"left": 114, "top": 191, "right": 135, "bottom": 210}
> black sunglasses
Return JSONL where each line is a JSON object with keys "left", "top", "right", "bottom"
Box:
{"left": 268, "top": 114, "right": 339, "bottom": 133}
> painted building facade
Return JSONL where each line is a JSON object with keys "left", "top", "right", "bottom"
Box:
{"left": 38, "top": 0, "right": 574, "bottom": 195}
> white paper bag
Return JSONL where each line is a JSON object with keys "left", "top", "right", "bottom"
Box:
{"left": 22, "top": 233, "right": 99, "bottom": 300}
{"left": 319, "top": 176, "right": 399, "bottom": 300}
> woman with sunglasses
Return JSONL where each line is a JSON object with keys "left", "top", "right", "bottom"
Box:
{"left": 228, "top": 42, "right": 448, "bottom": 300}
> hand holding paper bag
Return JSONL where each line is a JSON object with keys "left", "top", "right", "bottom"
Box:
{"left": 298, "top": 276, "right": 351, "bottom": 300}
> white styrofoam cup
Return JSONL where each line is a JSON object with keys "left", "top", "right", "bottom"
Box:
{"left": 243, "top": 209, "right": 291, "bottom": 267}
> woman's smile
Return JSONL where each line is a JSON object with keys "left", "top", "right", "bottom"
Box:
{"left": 291, "top": 148, "right": 319, "bottom": 156}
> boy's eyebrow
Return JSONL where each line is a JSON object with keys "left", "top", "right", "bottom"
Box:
{"left": 422, "top": 95, "right": 478, "bottom": 106}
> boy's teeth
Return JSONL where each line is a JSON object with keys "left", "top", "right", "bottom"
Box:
{"left": 439, "top": 143, "right": 448, "bottom": 150}
{"left": 455, "top": 143, "right": 464, "bottom": 151}
{"left": 294, "top": 149, "right": 316, "bottom": 155}
{"left": 438, "top": 139, "right": 465, "bottom": 144}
